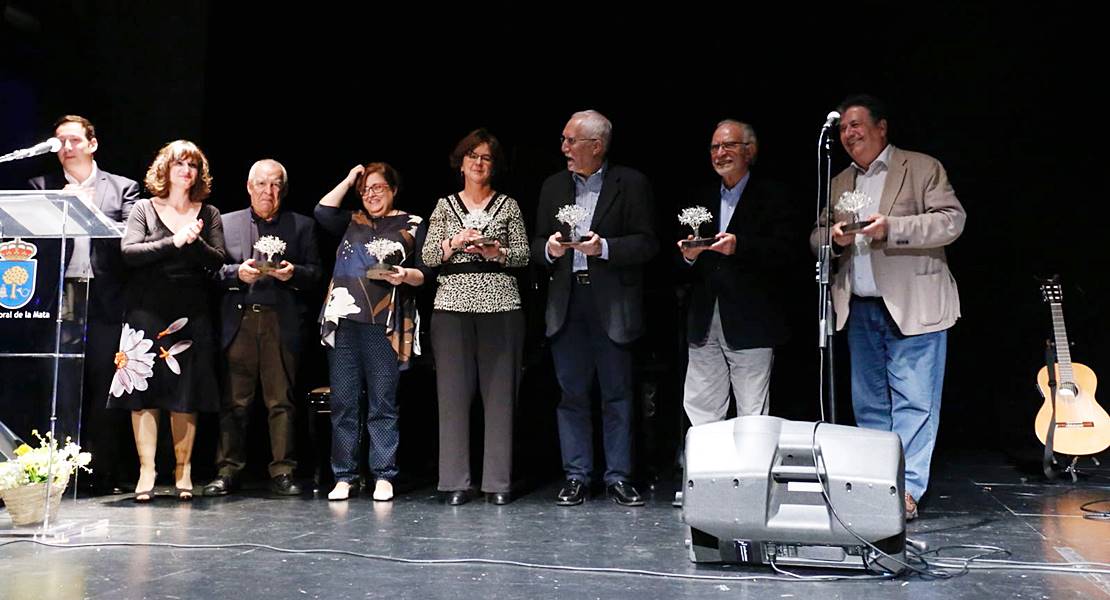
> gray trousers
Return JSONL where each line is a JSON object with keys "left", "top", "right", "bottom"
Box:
{"left": 683, "top": 304, "right": 773, "bottom": 426}
{"left": 431, "top": 310, "right": 524, "bottom": 493}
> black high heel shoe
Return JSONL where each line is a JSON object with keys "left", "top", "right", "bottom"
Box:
{"left": 174, "top": 464, "right": 193, "bottom": 501}
{"left": 133, "top": 489, "right": 154, "bottom": 503}
{"left": 134, "top": 469, "right": 157, "bottom": 503}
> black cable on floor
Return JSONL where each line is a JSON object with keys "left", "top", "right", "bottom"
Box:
{"left": 1079, "top": 498, "right": 1110, "bottom": 521}
{"left": 807, "top": 422, "right": 955, "bottom": 580}
{"left": 2, "top": 537, "right": 1108, "bottom": 580}
{"left": 0, "top": 538, "right": 910, "bottom": 583}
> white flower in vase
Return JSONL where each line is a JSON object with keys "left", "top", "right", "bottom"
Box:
{"left": 0, "top": 431, "right": 92, "bottom": 491}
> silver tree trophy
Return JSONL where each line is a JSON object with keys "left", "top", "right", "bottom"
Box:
{"left": 834, "top": 191, "right": 874, "bottom": 233}
{"left": 678, "top": 206, "right": 715, "bottom": 248}
{"left": 461, "top": 211, "right": 496, "bottom": 248}
{"left": 253, "top": 235, "right": 287, "bottom": 273}
{"left": 555, "top": 204, "right": 590, "bottom": 245}
{"left": 364, "top": 238, "right": 405, "bottom": 280}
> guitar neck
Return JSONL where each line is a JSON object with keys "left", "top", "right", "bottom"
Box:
{"left": 1050, "top": 301, "right": 1075, "bottom": 385}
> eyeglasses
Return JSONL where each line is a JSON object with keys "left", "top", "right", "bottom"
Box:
{"left": 465, "top": 151, "right": 494, "bottom": 164}
{"left": 560, "top": 136, "right": 599, "bottom": 146}
{"left": 361, "top": 183, "right": 392, "bottom": 195}
{"left": 708, "top": 141, "right": 751, "bottom": 153}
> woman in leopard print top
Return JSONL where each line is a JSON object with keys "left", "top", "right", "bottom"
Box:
{"left": 421, "top": 129, "right": 528, "bottom": 505}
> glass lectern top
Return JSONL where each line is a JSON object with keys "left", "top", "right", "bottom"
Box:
{"left": 0, "top": 191, "right": 123, "bottom": 238}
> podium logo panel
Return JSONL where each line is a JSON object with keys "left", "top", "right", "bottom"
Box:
{"left": 0, "top": 239, "right": 39, "bottom": 310}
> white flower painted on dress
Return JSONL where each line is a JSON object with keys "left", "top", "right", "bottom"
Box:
{"left": 406, "top": 215, "right": 423, "bottom": 238}
{"left": 156, "top": 317, "right": 188, "bottom": 339}
{"left": 110, "top": 324, "right": 156, "bottom": 397}
{"left": 158, "top": 340, "right": 193, "bottom": 375}
{"left": 323, "top": 286, "right": 361, "bottom": 325}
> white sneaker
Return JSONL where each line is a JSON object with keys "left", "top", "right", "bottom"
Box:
{"left": 328, "top": 481, "right": 351, "bottom": 501}
{"left": 373, "top": 479, "right": 394, "bottom": 502}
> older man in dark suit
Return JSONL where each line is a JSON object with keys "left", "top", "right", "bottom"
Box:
{"left": 203, "top": 159, "right": 321, "bottom": 497}
{"left": 678, "top": 120, "right": 792, "bottom": 426}
{"left": 531, "top": 110, "right": 658, "bottom": 506}
{"left": 29, "top": 115, "right": 139, "bottom": 494}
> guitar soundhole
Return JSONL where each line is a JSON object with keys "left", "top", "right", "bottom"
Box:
{"left": 1059, "top": 383, "right": 1079, "bottom": 398}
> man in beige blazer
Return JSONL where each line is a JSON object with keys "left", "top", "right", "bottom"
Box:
{"left": 810, "top": 95, "right": 966, "bottom": 520}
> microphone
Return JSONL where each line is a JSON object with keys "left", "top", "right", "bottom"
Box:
{"left": 821, "top": 111, "right": 841, "bottom": 130}
{"left": 0, "top": 138, "right": 63, "bottom": 163}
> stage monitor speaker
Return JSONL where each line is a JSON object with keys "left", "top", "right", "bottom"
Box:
{"left": 682, "top": 415, "right": 906, "bottom": 572}
{"left": 0, "top": 418, "right": 25, "bottom": 460}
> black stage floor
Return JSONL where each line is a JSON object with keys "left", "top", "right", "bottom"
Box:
{"left": 2, "top": 451, "right": 1109, "bottom": 600}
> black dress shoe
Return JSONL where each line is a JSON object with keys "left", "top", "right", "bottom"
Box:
{"left": 486, "top": 492, "right": 512, "bottom": 505}
{"left": 203, "top": 476, "right": 235, "bottom": 497}
{"left": 556, "top": 479, "right": 587, "bottom": 506}
{"left": 270, "top": 474, "right": 302, "bottom": 496}
{"left": 607, "top": 481, "right": 645, "bottom": 506}
{"left": 446, "top": 490, "right": 470, "bottom": 506}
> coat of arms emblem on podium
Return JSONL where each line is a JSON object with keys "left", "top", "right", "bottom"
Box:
{"left": 0, "top": 238, "right": 38, "bottom": 310}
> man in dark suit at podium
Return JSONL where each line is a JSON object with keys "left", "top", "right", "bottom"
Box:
{"left": 29, "top": 115, "right": 140, "bottom": 494}
{"left": 678, "top": 120, "right": 792, "bottom": 425}
{"left": 203, "top": 159, "right": 320, "bottom": 497}
{"left": 532, "top": 110, "right": 658, "bottom": 507}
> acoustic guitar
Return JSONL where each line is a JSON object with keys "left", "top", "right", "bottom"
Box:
{"left": 1034, "top": 281, "right": 1110, "bottom": 456}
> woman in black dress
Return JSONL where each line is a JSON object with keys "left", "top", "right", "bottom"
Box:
{"left": 110, "top": 140, "right": 225, "bottom": 501}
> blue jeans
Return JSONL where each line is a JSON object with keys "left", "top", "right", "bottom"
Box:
{"left": 847, "top": 297, "right": 946, "bottom": 500}
{"left": 328, "top": 320, "right": 400, "bottom": 482}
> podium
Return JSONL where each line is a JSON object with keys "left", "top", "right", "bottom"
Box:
{"left": 0, "top": 190, "right": 122, "bottom": 534}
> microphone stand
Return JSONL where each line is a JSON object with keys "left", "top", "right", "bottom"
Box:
{"left": 815, "top": 122, "right": 837, "bottom": 424}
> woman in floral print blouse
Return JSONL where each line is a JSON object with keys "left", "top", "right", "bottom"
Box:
{"left": 316, "top": 162, "right": 429, "bottom": 502}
